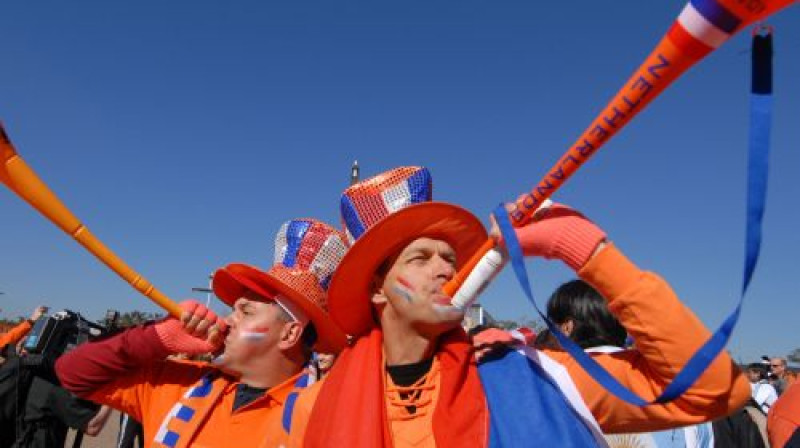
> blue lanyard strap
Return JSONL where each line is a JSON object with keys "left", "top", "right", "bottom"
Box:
{"left": 494, "top": 27, "right": 773, "bottom": 406}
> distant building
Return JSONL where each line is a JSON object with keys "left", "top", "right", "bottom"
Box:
{"left": 350, "top": 160, "right": 360, "bottom": 185}
{"left": 463, "top": 303, "right": 496, "bottom": 330}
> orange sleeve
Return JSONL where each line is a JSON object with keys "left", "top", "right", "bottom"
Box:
{"left": 56, "top": 324, "right": 206, "bottom": 424}
{"left": 83, "top": 362, "right": 162, "bottom": 422}
{"left": 0, "top": 320, "right": 32, "bottom": 348}
{"left": 769, "top": 381, "right": 800, "bottom": 447}
{"left": 545, "top": 243, "right": 750, "bottom": 433}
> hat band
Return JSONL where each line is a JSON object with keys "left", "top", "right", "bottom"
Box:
{"left": 275, "top": 295, "right": 310, "bottom": 327}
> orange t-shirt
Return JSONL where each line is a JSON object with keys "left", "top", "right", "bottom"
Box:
{"left": 383, "top": 357, "right": 441, "bottom": 448}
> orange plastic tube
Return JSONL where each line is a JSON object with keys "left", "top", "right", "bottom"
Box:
{"left": 0, "top": 124, "right": 182, "bottom": 318}
{"left": 445, "top": 0, "right": 795, "bottom": 296}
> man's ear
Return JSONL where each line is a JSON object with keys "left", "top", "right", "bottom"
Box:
{"left": 371, "top": 291, "right": 388, "bottom": 305}
{"left": 371, "top": 275, "right": 388, "bottom": 305}
{"left": 278, "top": 321, "right": 304, "bottom": 350}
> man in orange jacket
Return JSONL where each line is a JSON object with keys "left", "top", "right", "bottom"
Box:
{"left": 57, "top": 219, "right": 348, "bottom": 448}
{"left": 290, "top": 166, "right": 750, "bottom": 447}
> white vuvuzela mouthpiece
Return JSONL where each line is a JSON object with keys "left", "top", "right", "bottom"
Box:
{"left": 450, "top": 247, "right": 507, "bottom": 310}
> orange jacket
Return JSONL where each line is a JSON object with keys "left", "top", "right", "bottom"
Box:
{"left": 288, "top": 244, "right": 750, "bottom": 445}
{"left": 0, "top": 320, "right": 32, "bottom": 349}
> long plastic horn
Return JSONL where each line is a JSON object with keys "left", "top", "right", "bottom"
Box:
{"left": 0, "top": 124, "right": 182, "bottom": 317}
{"left": 445, "top": 0, "right": 796, "bottom": 297}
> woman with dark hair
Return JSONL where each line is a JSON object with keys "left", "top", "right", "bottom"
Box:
{"left": 540, "top": 280, "right": 765, "bottom": 447}
{"left": 539, "top": 280, "right": 723, "bottom": 448}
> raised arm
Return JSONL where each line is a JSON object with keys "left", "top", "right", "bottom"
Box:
{"left": 509, "top": 204, "right": 750, "bottom": 432}
{"left": 56, "top": 301, "right": 226, "bottom": 417}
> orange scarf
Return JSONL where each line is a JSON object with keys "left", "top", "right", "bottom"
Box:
{"left": 305, "top": 327, "right": 488, "bottom": 447}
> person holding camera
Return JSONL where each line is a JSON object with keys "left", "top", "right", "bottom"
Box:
{"left": 0, "top": 305, "right": 111, "bottom": 448}
{"left": 748, "top": 363, "right": 779, "bottom": 414}
{"left": 0, "top": 306, "right": 47, "bottom": 360}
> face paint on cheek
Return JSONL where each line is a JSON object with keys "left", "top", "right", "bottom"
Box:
{"left": 238, "top": 327, "right": 270, "bottom": 342}
{"left": 393, "top": 276, "right": 415, "bottom": 303}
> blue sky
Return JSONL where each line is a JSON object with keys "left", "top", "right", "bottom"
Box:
{"left": 1, "top": 1, "right": 798, "bottom": 364}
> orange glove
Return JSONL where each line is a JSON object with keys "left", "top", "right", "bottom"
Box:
{"left": 511, "top": 204, "right": 607, "bottom": 271}
{"left": 154, "top": 300, "right": 228, "bottom": 355}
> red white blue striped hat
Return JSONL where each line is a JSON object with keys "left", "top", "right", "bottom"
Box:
{"left": 329, "top": 166, "right": 487, "bottom": 338}
{"left": 212, "top": 218, "right": 349, "bottom": 353}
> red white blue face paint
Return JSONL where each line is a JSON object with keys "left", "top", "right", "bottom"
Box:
{"left": 393, "top": 276, "right": 415, "bottom": 303}
{"left": 239, "top": 327, "right": 270, "bottom": 342}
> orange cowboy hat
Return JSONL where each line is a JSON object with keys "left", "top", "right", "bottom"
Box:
{"left": 213, "top": 218, "right": 349, "bottom": 353}
{"left": 328, "top": 166, "right": 487, "bottom": 338}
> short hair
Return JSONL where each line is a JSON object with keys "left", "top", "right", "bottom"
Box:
{"left": 546, "top": 280, "right": 627, "bottom": 349}
{"left": 747, "top": 363, "right": 768, "bottom": 381}
{"left": 274, "top": 303, "right": 295, "bottom": 323}
{"left": 301, "top": 323, "right": 318, "bottom": 352}
{"left": 771, "top": 357, "right": 787, "bottom": 367}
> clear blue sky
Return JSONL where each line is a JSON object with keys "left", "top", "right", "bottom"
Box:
{"left": 1, "top": 1, "right": 798, "bottom": 364}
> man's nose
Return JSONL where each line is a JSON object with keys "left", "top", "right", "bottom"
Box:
{"left": 433, "top": 256, "right": 456, "bottom": 280}
{"left": 225, "top": 313, "right": 236, "bottom": 326}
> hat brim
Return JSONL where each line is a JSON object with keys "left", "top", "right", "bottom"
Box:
{"left": 213, "top": 264, "right": 347, "bottom": 353}
{"left": 328, "top": 202, "right": 487, "bottom": 338}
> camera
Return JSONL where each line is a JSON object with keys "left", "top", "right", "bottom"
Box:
{"left": 22, "top": 310, "right": 106, "bottom": 360}
{"left": 760, "top": 355, "right": 776, "bottom": 380}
